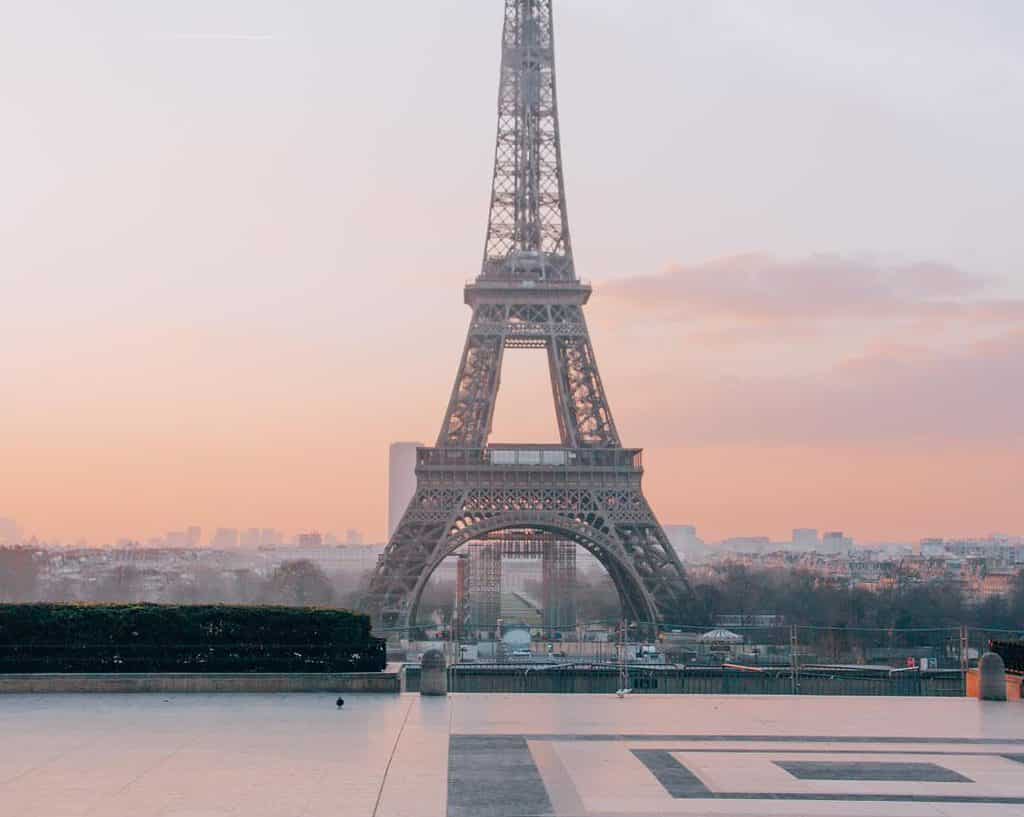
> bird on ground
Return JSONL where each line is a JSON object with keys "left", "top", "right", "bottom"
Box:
{"left": 336, "top": 697, "right": 345, "bottom": 708}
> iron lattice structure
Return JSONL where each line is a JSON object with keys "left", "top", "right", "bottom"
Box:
{"left": 368, "top": 0, "right": 692, "bottom": 635}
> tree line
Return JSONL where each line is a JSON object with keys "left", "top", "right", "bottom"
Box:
{"left": 4, "top": 547, "right": 1022, "bottom": 633}
{"left": 0, "top": 548, "right": 359, "bottom": 609}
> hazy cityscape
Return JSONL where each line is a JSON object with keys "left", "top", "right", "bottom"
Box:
{"left": 4, "top": 439, "right": 1022, "bottom": 625}
{"left": 4, "top": 460, "right": 1022, "bottom": 633}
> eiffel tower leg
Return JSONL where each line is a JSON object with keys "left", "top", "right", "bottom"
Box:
{"left": 367, "top": 485, "right": 467, "bottom": 635}
{"left": 438, "top": 328, "right": 505, "bottom": 448}
{"left": 550, "top": 331, "right": 620, "bottom": 448}
{"left": 595, "top": 488, "right": 694, "bottom": 629}
{"left": 369, "top": 482, "right": 677, "bottom": 636}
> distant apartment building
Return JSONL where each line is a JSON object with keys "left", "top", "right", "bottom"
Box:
{"left": 722, "top": 536, "right": 772, "bottom": 553}
{"left": 296, "top": 532, "right": 323, "bottom": 548}
{"left": 388, "top": 441, "right": 422, "bottom": 538}
{"left": 792, "top": 528, "right": 819, "bottom": 550}
{"left": 821, "top": 531, "right": 853, "bottom": 553}
{"left": 211, "top": 528, "right": 239, "bottom": 549}
{"left": 185, "top": 526, "right": 202, "bottom": 547}
{"left": 664, "top": 525, "right": 705, "bottom": 561}
{"left": 975, "top": 569, "right": 1018, "bottom": 599}
{"left": 919, "top": 538, "right": 947, "bottom": 557}
{"left": 345, "top": 528, "right": 364, "bottom": 546}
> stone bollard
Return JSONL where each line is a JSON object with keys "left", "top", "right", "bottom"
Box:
{"left": 420, "top": 649, "right": 447, "bottom": 696}
{"left": 978, "top": 651, "right": 1007, "bottom": 701}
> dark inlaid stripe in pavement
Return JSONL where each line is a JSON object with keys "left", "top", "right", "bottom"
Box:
{"left": 623, "top": 748, "right": 1023, "bottom": 756}
{"left": 776, "top": 760, "right": 973, "bottom": 783}
{"left": 447, "top": 735, "right": 553, "bottom": 817}
{"left": 632, "top": 749, "right": 711, "bottom": 797}
{"left": 454, "top": 733, "right": 1024, "bottom": 744}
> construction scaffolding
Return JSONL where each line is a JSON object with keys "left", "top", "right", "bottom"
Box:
{"left": 541, "top": 539, "right": 576, "bottom": 632}
{"left": 464, "top": 541, "right": 502, "bottom": 636}
{"left": 457, "top": 529, "right": 577, "bottom": 637}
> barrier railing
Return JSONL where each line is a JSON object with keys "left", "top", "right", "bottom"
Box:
{"left": 416, "top": 447, "right": 642, "bottom": 469}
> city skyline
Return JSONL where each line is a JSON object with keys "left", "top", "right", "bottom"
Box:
{"left": 4, "top": 507, "right": 1020, "bottom": 553}
{"left": 3, "top": 2, "right": 1022, "bottom": 546}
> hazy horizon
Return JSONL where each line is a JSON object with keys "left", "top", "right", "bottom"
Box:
{"left": 3, "top": 1, "right": 1022, "bottom": 546}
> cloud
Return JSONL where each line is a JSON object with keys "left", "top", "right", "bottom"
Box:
{"left": 616, "top": 327, "right": 1024, "bottom": 446}
{"left": 593, "top": 253, "right": 1024, "bottom": 448}
{"left": 601, "top": 253, "right": 1020, "bottom": 325}
{"left": 150, "top": 33, "right": 278, "bottom": 41}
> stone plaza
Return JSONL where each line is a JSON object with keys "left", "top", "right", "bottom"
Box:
{"left": 2, "top": 693, "right": 1023, "bottom": 817}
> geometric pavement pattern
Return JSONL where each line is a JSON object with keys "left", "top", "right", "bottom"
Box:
{"left": 449, "top": 734, "right": 1024, "bottom": 816}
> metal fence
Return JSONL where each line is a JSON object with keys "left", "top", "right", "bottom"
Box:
{"left": 441, "top": 666, "right": 964, "bottom": 695}
{"left": 400, "top": 663, "right": 964, "bottom": 695}
{"left": 397, "top": 622, "right": 1023, "bottom": 695}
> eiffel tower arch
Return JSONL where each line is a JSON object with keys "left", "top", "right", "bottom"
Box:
{"left": 368, "top": 0, "right": 693, "bottom": 635}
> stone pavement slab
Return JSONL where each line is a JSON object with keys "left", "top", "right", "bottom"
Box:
{"left": 2, "top": 693, "right": 1024, "bottom": 817}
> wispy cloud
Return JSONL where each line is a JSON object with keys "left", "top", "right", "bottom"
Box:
{"left": 618, "top": 328, "right": 1024, "bottom": 446}
{"left": 602, "top": 254, "right": 1005, "bottom": 322}
{"left": 597, "top": 254, "right": 1024, "bottom": 357}
{"left": 594, "top": 253, "right": 1024, "bottom": 447}
{"left": 149, "top": 33, "right": 278, "bottom": 42}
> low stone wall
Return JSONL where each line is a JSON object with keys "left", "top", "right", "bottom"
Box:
{"left": 0, "top": 671, "right": 400, "bottom": 694}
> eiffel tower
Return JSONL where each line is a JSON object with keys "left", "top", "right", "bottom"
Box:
{"left": 368, "top": 0, "right": 692, "bottom": 635}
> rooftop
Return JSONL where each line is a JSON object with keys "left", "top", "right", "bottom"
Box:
{"left": 2, "top": 693, "right": 1023, "bottom": 816}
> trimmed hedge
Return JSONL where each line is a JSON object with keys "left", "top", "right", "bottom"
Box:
{"left": 0, "top": 604, "right": 385, "bottom": 673}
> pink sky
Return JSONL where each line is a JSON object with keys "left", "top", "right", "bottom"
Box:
{"left": 1, "top": 3, "right": 1022, "bottom": 545}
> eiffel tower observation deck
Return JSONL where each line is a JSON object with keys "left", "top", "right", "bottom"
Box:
{"left": 368, "top": 0, "right": 693, "bottom": 636}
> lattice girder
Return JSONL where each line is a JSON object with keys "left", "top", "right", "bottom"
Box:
{"left": 483, "top": 0, "right": 573, "bottom": 282}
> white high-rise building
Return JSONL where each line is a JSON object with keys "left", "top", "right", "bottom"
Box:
{"left": 388, "top": 442, "right": 422, "bottom": 539}
{"left": 792, "top": 528, "right": 819, "bottom": 550}
{"left": 664, "top": 524, "right": 705, "bottom": 561}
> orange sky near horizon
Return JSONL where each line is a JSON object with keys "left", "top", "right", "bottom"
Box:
{"left": 2, "top": 299, "right": 1021, "bottom": 546}
{"left": 4, "top": 414, "right": 1021, "bottom": 547}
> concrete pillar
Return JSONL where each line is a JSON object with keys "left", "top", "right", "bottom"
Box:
{"left": 978, "top": 651, "right": 1007, "bottom": 701}
{"left": 420, "top": 649, "right": 447, "bottom": 696}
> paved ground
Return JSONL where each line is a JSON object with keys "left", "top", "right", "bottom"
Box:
{"left": 2, "top": 693, "right": 1023, "bottom": 817}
